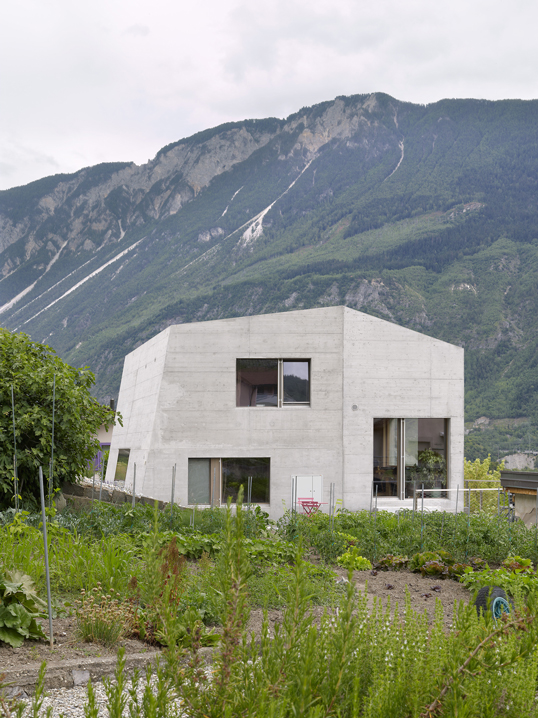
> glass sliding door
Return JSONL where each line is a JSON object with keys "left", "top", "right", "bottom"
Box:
{"left": 373, "top": 418, "right": 448, "bottom": 499}
{"left": 404, "top": 418, "right": 447, "bottom": 498}
{"left": 373, "top": 418, "right": 398, "bottom": 497}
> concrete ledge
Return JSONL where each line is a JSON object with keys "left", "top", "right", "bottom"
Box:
{"left": 3, "top": 651, "right": 161, "bottom": 694}
{"left": 3, "top": 648, "right": 215, "bottom": 695}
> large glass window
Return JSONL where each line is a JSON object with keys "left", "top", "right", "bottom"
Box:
{"left": 222, "top": 458, "right": 270, "bottom": 503}
{"left": 405, "top": 418, "right": 447, "bottom": 498}
{"left": 188, "top": 457, "right": 270, "bottom": 504}
{"left": 373, "top": 419, "right": 448, "bottom": 499}
{"left": 236, "top": 359, "right": 310, "bottom": 407}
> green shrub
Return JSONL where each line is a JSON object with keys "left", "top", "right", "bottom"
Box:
{"left": 461, "top": 555, "right": 538, "bottom": 597}
{"left": 376, "top": 554, "right": 409, "bottom": 570}
{"left": 336, "top": 548, "right": 372, "bottom": 571}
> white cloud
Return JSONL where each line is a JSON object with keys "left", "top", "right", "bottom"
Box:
{"left": 1, "top": 0, "right": 538, "bottom": 190}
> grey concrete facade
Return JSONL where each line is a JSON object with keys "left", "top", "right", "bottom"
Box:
{"left": 106, "top": 306, "right": 464, "bottom": 518}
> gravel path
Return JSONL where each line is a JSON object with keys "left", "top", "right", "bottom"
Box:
{"left": 20, "top": 676, "right": 187, "bottom": 717}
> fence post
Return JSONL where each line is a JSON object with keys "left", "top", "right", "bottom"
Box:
{"left": 49, "top": 372, "right": 56, "bottom": 510}
{"left": 38, "top": 467, "right": 53, "bottom": 648}
{"left": 373, "top": 485, "right": 378, "bottom": 563}
{"left": 11, "top": 384, "right": 19, "bottom": 512}
{"left": 170, "top": 464, "right": 176, "bottom": 530}
{"left": 420, "top": 483, "right": 425, "bottom": 551}
{"left": 453, "top": 485, "right": 459, "bottom": 546}
{"left": 132, "top": 463, "right": 136, "bottom": 507}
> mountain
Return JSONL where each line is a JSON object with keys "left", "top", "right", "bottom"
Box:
{"left": 2, "top": 92, "right": 538, "bottom": 460}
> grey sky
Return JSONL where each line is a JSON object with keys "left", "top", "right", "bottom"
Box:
{"left": 2, "top": 0, "right": 537, "bottom": 190}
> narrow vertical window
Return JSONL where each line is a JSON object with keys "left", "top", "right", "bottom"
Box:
{"left": 114, "top": 449, "right": 130, "bottom": 482}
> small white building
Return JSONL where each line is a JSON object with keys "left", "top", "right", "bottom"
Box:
{"left": 105, "top": 306, "right": 464, "bottom": 518}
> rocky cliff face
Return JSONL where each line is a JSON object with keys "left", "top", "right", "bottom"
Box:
{"left": 3, "top": 92, "right": 538, "bottom": 461}
{"left": 0, "top": 93, "right": 407, "bottom": 289}
{"left": 0, "top": 121, "right": 283, "bottom": 282}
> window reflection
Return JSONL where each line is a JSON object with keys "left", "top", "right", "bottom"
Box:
{"left": 222, "top": 458, "right": 270, "bottom": 503}
{"left": 236, "top": 359, "right": 278, "bottom": 407}
{"left": 283, "top": 361, "right": 310, "bottom": 403}
{"left": 373, "top": 418, "right": 447, "bottom": 499}
{"left": 373, "top": 419, "right": 398, "bottom": 497}
{"left": 236, "top": 359, "right": 310, "bottom": 406}
{"left": 404, "top": 418, "right": 446, "bottom": 498}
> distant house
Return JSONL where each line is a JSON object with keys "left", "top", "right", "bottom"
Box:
{"left": 105, "top": 307, "right": 464, "bottom": 518}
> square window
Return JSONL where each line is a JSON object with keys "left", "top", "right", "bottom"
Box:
{"left": 222, "top": 457, "right": 270, "bottom": 503}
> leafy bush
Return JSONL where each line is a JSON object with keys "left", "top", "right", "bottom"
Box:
{"left": 502, "top": 555, "right": 533, "bottom": 573}
{"left": 0, "top": 571, "right": 47, "bottom": 647}
{"left": 461, "top": 555, "right": 538, "bottom": 597}
{"left": 409, "top": 550, "right": 471, "bottom": 579}
{"left": 376, "top": 554, "right": 409, "bottom": 570}
{"left": 248, "top": 562, "right": 339, "bottom": 609}
{"left": 336, "top": 548, "right": 372, "bottom": 571}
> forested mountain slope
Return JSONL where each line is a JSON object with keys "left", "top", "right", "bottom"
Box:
{"left": 2, "top": 92, "right": 538, "bottom": 459}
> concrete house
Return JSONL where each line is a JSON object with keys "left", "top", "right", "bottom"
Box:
{"left": 105, "top": 306, "right": 464, "bottom": 518}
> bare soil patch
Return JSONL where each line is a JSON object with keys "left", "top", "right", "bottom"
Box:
{"left": 1, "top": 570, "right": 472, "bottom": 677}
{"left": 0, "top": 617, "right": 157, "bottom": 674}
{"left": 247, "top": 568, "right": 472, "bottom": 637}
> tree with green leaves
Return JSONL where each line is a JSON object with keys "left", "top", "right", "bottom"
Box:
{"left": 0, "top": 329, "right": 118, "bottom": 510}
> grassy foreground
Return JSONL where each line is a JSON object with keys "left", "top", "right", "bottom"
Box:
{"left": 4, "top": 500, "right": 538, "bottom": 717}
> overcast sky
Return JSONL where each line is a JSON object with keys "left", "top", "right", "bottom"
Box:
{"left": 2, "top": 0, "right": 537, "bottom": 191}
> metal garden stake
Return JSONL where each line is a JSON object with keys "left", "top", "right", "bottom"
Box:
{"left": 170, "top": 464, "right": 176, "bottom": 529}
{"left": 49, "top": 372, "right": 56, "bottom": 510}
{"left": 11, "top": 384, "right": 19, "bottom": 512}
{"left": 38, "top": 467, "right": 54, "bottom": 648}
{"left": 132, "top": 463, "right": 136, "bottom": 507}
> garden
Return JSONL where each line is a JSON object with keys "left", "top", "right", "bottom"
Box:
{"left": 3, "top": 492, "right": 538, "bottom": 717}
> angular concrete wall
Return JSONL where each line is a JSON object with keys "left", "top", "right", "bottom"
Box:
{"left": 342, "top": 308, "right": 464, "bottom": 510}
{"left": 105, "top": 328, "right": 171, "bottom": 488}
